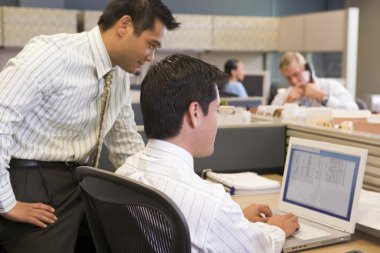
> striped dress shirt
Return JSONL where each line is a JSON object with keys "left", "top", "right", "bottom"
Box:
{"left": 271, "top": 78, "right": 358, "bottom": 110}
{"left": 0, "top": 26, "right": 145, "bottom": 212}
{"left": 116, "top": 139, "right": 285, "bottom": 253}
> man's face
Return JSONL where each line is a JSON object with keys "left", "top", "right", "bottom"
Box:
{"left": 117, "top": 19, "right": 167, "bottom": 73}
{"left": 281, "top": 61, "right": 306, "bottom": 88}
{"left": 195, "top": 90, "right": 220, "bottom": 157}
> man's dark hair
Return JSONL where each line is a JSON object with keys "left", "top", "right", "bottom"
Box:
{"left": 98, "top": 0, "right": 180, "bottom": 35}
{"left": 141, "top": 54, "right": 227, "bottom": 140}
{"left": 224, "top": 59, "right": 239, "bottom": 76}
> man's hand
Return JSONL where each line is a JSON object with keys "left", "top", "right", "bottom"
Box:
{"left": 266, "top": 213, "right": 300, "bottom": 237}
{"left": 243, "top": 203, "right": 273, "bottom": 223}
{"left": 1, "top": 201, "right": 57, "bottom": 228}
{"left": 303, "top": 83, "right": 327, "bottom": 101}
{"left": 285, "top": 86, "right": 304, "bottom": 103}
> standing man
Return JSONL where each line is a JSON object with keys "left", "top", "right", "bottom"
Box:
{"left": 271, "top": 51, "right": 358, "bottom": 110}
{"left": 222, "top": 59, "right": 249, "bottom": 98}
{"left": 116, "top": 54, "right": 299, "bottom": 253}
{"left": 0, "top": 0, "right": 179, "bottom": 252}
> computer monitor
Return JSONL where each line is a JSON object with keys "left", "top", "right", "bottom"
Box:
{"left": 241, "top": 70, "right": 270, "bottom": 105}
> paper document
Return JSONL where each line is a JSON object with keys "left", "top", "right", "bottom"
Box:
{"left": 202, "top": 169, "right": 280, "bottom": 195}
{"left": 356, "top": 189, "right": 380, "bottom": 238}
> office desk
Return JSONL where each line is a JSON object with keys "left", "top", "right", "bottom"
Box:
{"left": 232, "top": 174, "right": 380, "bottom": 253}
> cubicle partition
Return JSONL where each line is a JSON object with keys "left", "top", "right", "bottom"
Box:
{"left": 194, "top": 124, "right": 286, "bottom": 174}
{"left": 99, "top": 123, "right": 287, "bottom": 175}
{"left": 286, "top": 123, "right": 380, "bottom": 192}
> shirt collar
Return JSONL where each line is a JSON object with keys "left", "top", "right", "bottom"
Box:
{"left": 144, "top": 139, "right": 194, "bottom": 173}
{"left": 88, "top": 26, "right": 113, "bottom": 80}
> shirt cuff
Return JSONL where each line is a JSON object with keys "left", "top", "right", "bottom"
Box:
{"left": 0, "top": 181, "right": 17, "bottom": 213}
{"left": 258, "top": 222, "right": 286, "bottom": 253}
{"left": 325, "top": 95, "right": 340, "bottom": 108}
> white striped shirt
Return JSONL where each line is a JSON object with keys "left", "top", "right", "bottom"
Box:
{"left": 116, "top": 139, "right": 285, "bottom": 253}
{"left": 0, "top": 26, "right": 145, "bottom": 212}
{"left": 271, "top": 78, "right": 358, "bottom": 110}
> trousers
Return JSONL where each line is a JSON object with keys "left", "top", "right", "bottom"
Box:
{"left": 0, "top": 159, "right": 90, "bottom": 253}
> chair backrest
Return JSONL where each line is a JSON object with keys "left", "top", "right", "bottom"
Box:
{"left": 76, "top": 166, "right": 191, "bottom": 253}
{"left": 355, "top": 98, "right": 368, "bottom": 110}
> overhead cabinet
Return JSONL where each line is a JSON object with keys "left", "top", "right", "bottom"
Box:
{"left": 278, "top": 9, "right": 352, "bottom": 52}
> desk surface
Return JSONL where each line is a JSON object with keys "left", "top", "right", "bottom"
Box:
{"left": 232, "top": 174, "right": 380, "bottom": 253}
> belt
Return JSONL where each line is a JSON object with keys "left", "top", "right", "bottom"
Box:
{"left": 10, "top": 159, "right": 81, "bottom": 169}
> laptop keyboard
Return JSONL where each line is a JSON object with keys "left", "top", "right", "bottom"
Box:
{"left": 292, "top": 222, "right": 331, "bottom": 240}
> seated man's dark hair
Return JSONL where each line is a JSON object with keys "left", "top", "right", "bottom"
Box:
{"left": 141, "top": 54, "right": 227, "bottom": 139}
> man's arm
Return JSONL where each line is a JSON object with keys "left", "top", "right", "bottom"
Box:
{"left": 203, "top": 197, "right": 287, "bottom": 253}
{"left": 0, "top": 37, "right": 59, "bottom": 227}
{"left": 104, "top": 71, "right": 145, "bottom": 168}
{"left": 318, "top": 79, "right": 359, "bottom": 110}
{"left": 302, "top": 83, "right": 327, "bottom": 102}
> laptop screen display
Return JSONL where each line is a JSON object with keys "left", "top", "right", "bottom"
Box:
{"left": 283, "top": 144, "right": 360, "bottom": 221}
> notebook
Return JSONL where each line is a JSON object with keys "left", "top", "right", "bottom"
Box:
{"left": 279, "top": 137, "right": 368, "bottom": 253}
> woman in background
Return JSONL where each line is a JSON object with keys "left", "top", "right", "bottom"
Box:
{"left": 223, "top": 59, "right": 249, "bottom": 98}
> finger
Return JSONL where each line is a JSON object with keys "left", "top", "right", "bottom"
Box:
{"left": 31, "top": 203, "right": 55, "bottom": 213}
{"left": 284, "top": 212, "right": 293, "bottom": 218}
{"left": 35, "top": 209, "right": 57, "bottom": 223}
{"left": 34, "top": 212, "right": 57, "bottom": 224}
{"left": 257, "top": 205, "right": 273, "bottom": 217}
{"left": 28, "top": 217, "right": 48, "bottom": 228}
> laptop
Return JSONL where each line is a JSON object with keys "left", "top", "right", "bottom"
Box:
{"left": 279, "top": 137, "right": 368, "bottom": 253}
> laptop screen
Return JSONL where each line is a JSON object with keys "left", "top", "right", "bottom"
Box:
{"left": 282, "top": 143, "right": 360, "bottom": 221}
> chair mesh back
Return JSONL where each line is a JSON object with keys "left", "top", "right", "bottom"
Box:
{"left": 82, "top": 190, "right": 173, "bottom": 253}
{"left": 77, "top": 167, "right": 190, "bottom": 253}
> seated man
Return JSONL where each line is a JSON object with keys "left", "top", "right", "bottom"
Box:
{"left": 271, "top": 51, "right": 358, "bottom": 110}
{"left": 222, "top": 59, "right": 249, "bottom": 98}
{"left": 116, "top": 53, "right": 299, "bottom": 253}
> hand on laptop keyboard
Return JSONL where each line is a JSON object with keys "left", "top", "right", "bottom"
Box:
{"left": 267, "top": 212, "right": 300, "bottom": 237}
{"left": 243, "top": 203, "right": 273, "bottom": 222}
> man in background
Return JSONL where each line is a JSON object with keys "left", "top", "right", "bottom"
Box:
{"left": 271, "top": 51, "right": 358, "bottom": 110}
{"left": 116, "top": 54, "right": 299, "bottom": 253}
{"left": 0, "top": 0, "right": 179, "bottom": 252}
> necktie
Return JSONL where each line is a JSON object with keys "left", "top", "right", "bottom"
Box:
{"left": 92, "top": 71, "right": 113, "bottom": 167}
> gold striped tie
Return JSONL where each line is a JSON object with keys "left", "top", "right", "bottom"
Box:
{"left": 92, "top": 71, "right": 113, "bottom": 167}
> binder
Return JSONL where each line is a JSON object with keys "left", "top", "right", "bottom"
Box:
{"left": 201, "top": 169, "right": 280, "bottom": 195}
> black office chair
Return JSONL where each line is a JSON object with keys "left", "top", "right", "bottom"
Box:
{"left": 355, "top": 98, "right": 368, "bottom": 110}
{"left": 76, "top": 166, "right": 191, "bottom": 253}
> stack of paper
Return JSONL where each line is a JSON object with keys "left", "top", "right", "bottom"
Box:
{"left": 202, "top": 169, "right": 280, "bottom": 195}
{"left": 356, "top": 189, "right": 380, "bottom": 238}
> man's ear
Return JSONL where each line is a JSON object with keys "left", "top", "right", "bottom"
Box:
{"left": 118, "top": 15, "right": 133, "bottom": 36}
{"left": 187, "top": 101, "right": 201, "bottom": 128}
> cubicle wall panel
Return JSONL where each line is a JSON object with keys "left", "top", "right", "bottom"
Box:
{"left": 194, "top": 125, "right": 286, "bottom": 174}
{"left": 81, "top": 10, "right": 102, "bottom": 32}
{"left": 212, "top": 15, "right": 279, "bottom": 51}
{"left": 278, "top": 15, "right": 304, "bottom": 51}
{"left": 2, "top": 7, "right": 78, "bottom": 47}
{"left": 304, "top": 10, "right": 345, "bottom": 52}
{"left": 286, "top": 125, "right": 380, "bottom": 192}
{"left": 163, "top": 14, "right": 212, "bottom": 50}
